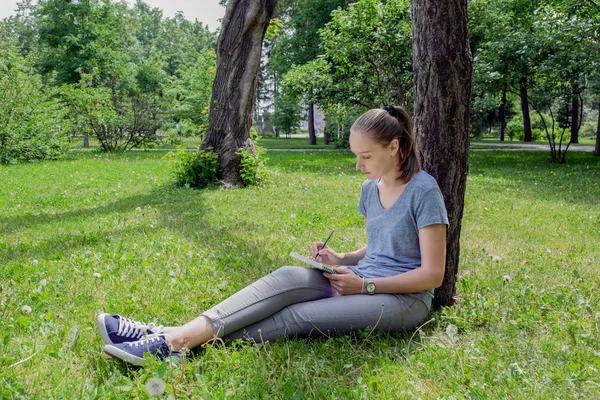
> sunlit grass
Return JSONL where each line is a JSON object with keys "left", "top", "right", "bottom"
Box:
{"left": 0, "top": 150, "right": 598, "bottom": 398}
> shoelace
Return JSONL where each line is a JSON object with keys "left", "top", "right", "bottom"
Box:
{"left": 117, "top": 317, "right": 163, "bottom": 338}
{"left": 127, "top": 333, "right": 163, "bottom": 348}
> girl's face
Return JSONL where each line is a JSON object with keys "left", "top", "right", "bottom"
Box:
{"left": 349, "top": 130, "right": 399, "bottom": 180}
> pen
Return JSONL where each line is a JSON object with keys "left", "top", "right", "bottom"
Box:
{"left": 315, "top": 229, "right": 335, "bottom": 259}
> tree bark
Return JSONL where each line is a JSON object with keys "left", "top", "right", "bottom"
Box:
{"left": 595, "top": 100, "right": 600, "bottom": 156}
{"left": 308, "top": 102, "right": 317, "bottom": 145}
{"left": 520, "top": 76, "right": 533, "bottom": 142}
{"left": 201, "top": 0, "right": 278, "bottom": 185}
{"left": 411, "top": 0, "right": 472, "bottom": 308}
{"left": 570, "top": 83, "right": 580, "bottom": 144}
{"left": 499, "top": 84, "right": 507, "bottom": 141}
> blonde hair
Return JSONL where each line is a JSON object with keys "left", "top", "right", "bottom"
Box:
{"left": 351, "top": 106, "right": 421, "bottom": 182}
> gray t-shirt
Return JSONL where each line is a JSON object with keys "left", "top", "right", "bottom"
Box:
{"left": 349, "top": 171, "right": 449, "bottom": 309}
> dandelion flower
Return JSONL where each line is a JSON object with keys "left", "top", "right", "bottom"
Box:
{"left": 145, "top": 377, "right": 166, "bottom": 397}
{"left": 22, "top": 305, "right": 32, "bottom": 314}
{"left": 93, "top": 272, "right": 102, "bottom": 279}
{"left": 445, "top": 324, "right": 458, "bottom": 338}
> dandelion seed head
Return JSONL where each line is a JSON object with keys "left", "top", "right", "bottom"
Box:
{"left": 32, "top": 259, "right": 39, "bottom": 266}
{"left": 145, "top": 377, "right": 166, "bottom": 397}
{"left": 22, "top": 305, "right": 32, "bottom": 314}
{"left": 503, "top": 275, "right": 512, "bottom": 282}
{"left": 136, "top": 207, "right": 142, "bottom": 212}
{"left": 39, "top": 279, "right": 48, "bottom": 286}
{"left": 492, "top": 255, "right": 502, "bottom": 262}
{"left": 93, "top": 272, "right": 102, "bottom": 278}
{"left": 445, "top": 324, "right": 458, "bottom": 338}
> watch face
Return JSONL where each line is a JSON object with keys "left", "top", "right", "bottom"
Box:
{"left": 366, "top": 283, "right": 376, "bottom": 293}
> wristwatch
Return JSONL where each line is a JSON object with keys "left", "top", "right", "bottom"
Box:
{"left": 366, "top": 278, "right": 376, "bottom": 295}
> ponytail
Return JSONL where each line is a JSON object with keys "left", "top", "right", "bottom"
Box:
{"left": 351, "top": 105, "right": 421, "bottom": 182}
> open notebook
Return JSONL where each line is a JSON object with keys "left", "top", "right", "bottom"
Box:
{"left": 289, "top": 252, "right": 338, "bottom": 274}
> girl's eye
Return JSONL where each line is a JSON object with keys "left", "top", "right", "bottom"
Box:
{"left": 363, "top": 156, "right": 371, "bottom": 160}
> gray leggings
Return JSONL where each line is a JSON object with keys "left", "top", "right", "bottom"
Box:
{"left": 202, "top": 266, "right": 429, "bottom": 343}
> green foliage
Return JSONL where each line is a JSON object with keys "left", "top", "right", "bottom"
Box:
{"left": 271, "top": 92, "right": 303, "bottom": 137}
{"left": 168, "top": 50, "right": 216, "bottom": 133}
{"left": 164, "top": 147, "right": 219, "bottom": 188}
{"left": 238, "top": 143, "right": 268, "bottom": 187}
{"left": 0, "top": 39, "right": 69, "bottom": 164}
{"left": 60, "top": 71, "right": 165, "bottom": 152}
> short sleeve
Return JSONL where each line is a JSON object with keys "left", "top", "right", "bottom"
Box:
{"left": 357, "top": 181, "right": 369, "bottom": 217}
{"left": 414, "top": 187, "right": 449, "bottom": 230}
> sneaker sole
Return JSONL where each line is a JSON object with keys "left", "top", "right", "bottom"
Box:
{"left": 103, "top": 345, "right": 146, "bottom": 366}
{"left": 96, "top": 314, "right": 115, "bottom": 345}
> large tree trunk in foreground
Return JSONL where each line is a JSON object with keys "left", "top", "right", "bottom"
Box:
{"left": 595, "top": 101, "right": 600, "bottom": 156}
{"left": 201, "top": 0, "right": 278, "bottom": 185}
{"left": 411, "top": 0, "right": 472, "bottom": 308}
{"left": 520, "top": 76, "right": 533, "bottom": 142}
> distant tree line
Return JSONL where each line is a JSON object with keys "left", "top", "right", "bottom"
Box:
{"left": 0, "top": 0, "right": 216, "bottom": 163}
{"left": 261, "top": 0, "right": 600, "bottom": 161}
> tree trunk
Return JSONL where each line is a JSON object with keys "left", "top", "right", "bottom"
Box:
{"left": 499, "top": 84, "right": 507, "bottom": 141}
{"left": 570, "top": 83, "right": 580, "bottom": 144}
{"left": 595, "top": 101, "right": 600, "bottom": 156}
{"left": 520, "top": 76, "right": 533, "bottom": 142}
{"left": 308, "top": 103, "right": 317, "bottom": 145}
{"left": 201, "top": 0, "right": 278, "bottom": 185}
{"left": 83, "top": 133, "right": 89, "bottom": 148}
{"left": 411, "top": 0, "right": 472, "bottom": 308}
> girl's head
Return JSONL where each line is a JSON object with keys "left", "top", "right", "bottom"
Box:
{"left": 349, "top": 106, "right": 420, "bottom": 182}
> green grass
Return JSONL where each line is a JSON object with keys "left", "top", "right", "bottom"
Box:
{"left": 69, "top": 136, "right": 336, "bottom": 151}
{"left": 472, "top": 135, "right": 596, "bottom": 146}
{"left": 1, "top": 150, "right": 599, "bottom": 398}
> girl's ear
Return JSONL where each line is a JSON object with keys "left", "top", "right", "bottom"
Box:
{"left": 389, "top": 138, "right": 400, "bottom": 156}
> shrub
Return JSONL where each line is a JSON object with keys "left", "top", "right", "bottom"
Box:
{"left": 164, "top": 147, "right": 219, "bottom": 188}
{"left": 238, "top": 144, "right": 268, "bottom": 186}
{"left": 0, "top": 41, "right": 70, "bottom": 164}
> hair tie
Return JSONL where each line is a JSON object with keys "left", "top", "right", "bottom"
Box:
{"left": 384, "top": 105, "right": 397, "bottom": 116}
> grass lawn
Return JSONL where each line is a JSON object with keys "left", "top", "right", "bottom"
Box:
{"left": 69, "top": 136, "right": 336, "bottom": 151}
{"left": 1, "top": 149, "right": 599, "bottom": 398}
{"left": 472, "top": 135, "right": 596, "bottom": 146}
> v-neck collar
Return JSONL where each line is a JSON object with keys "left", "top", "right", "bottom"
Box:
{"left": 375, "top": 172, "right": 419, "bottom": 211}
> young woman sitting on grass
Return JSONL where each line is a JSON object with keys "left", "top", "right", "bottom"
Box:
{"left": 97, "top": 106, "right": 449, "bottom": 366}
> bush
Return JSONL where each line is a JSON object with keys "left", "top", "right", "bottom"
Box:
{"left": 238, "top": 144, "right": 268, "bottom": 186}
{"left": 0, "top": 41, "right": 70, "bottom": 164}
{"left": 164, "top": 147, "right": 219, "bottom": 188}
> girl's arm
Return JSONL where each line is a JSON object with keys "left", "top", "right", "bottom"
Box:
{"left": 326, "top": 224, "right": 446, "bottom": 294}
{"left": 372, "top": 224, "right": 446, "bottom": 293}
{"left": 338, "top": 246, "right": 368, "bottom": 266}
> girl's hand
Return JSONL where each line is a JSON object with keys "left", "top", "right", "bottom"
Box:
{"left": 310, "top": 242, "right": 344, "bottom": 265}
{"left": 323, "top": 268, "right": 364, "bottom": 295}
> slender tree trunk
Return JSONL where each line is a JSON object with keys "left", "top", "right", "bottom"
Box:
{"left": 595, "top": 101, "right": 600, "bottom": 156}
{"left": 411, "top": 0, "right": 472, "bottom": 308}
{"left": 520, "top": 76, "right": 533, "bottom": 142}
{"left": 570, "top": 83, "right": 580, "bottom": 144}
{"left": 499, "top": 83, "right": 507, "bottom": 141}
{"left": 201, "top": 0, "right": 278, "bottom": 185}
{"left": 308, "top": 103, "right": 317, "bottom": 145}
{"left": 83, "top": 133, "right": 89, "bottom": 148}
